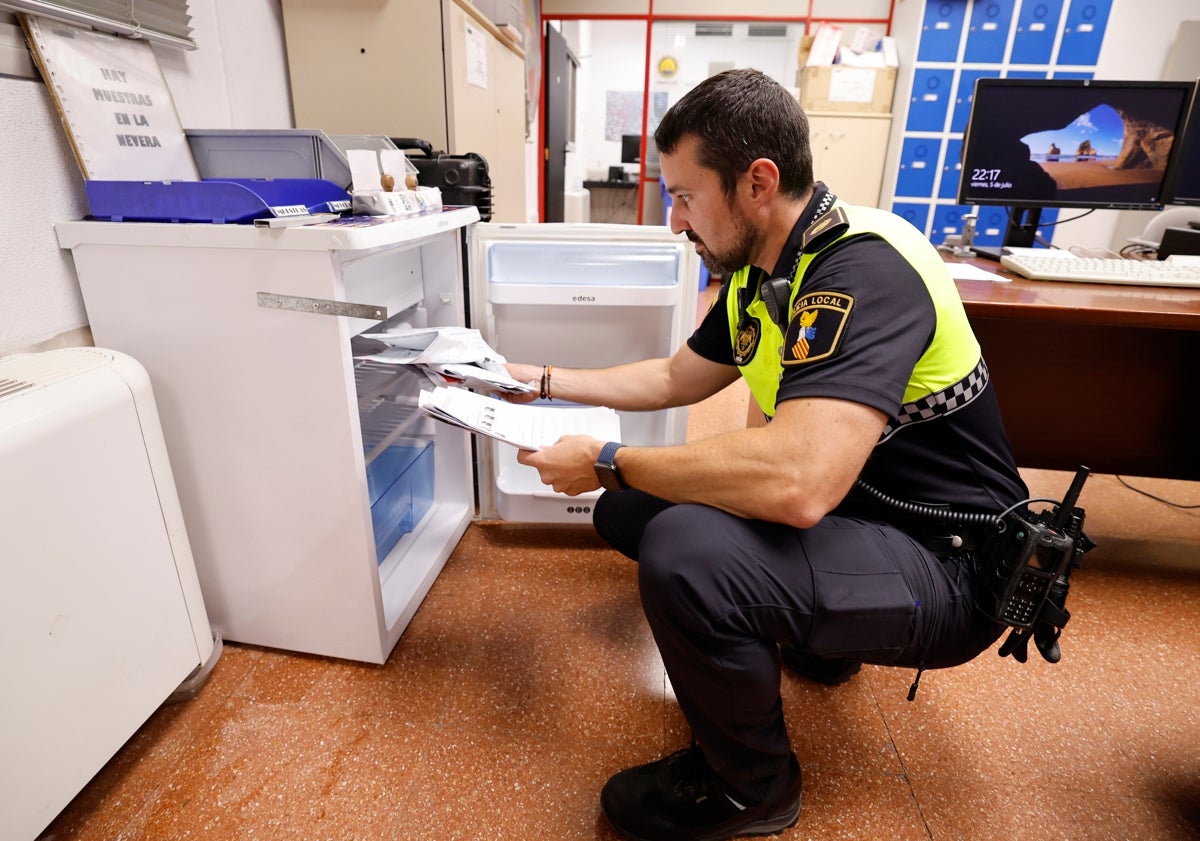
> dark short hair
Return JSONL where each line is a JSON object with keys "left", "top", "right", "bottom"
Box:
{"left": 653, "top": 68, "right": 813, "bottom": 200}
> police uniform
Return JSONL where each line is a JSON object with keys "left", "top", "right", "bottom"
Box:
{"left": 592, "top": 183, "right": 1028, "bottom": 801}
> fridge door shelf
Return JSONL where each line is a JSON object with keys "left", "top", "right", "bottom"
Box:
{"left": 496, "top": 457, "right": 603, "bottom": 523}
{"left": 485, "top": 239, "right": 683, "bottom": 306}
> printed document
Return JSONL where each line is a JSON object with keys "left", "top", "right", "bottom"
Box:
{"left": 354, "top": 326, "right": 535, "bottom": 394}
{"left": 419, "top": 387, "right": 621, "bottom": 451}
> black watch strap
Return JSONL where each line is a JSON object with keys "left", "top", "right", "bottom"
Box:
{"left": 594, "top": 441, "right": 627, "bottom": 492}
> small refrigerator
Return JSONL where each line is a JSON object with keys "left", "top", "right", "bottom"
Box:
{"left": 55, "top": 211, "right": 700, "bottom": 663}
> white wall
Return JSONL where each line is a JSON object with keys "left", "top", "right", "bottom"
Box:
{"left": 0, "top": 0, "right": 293, "bottom": 355}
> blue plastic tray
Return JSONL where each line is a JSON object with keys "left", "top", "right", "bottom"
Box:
{"left": 84, "top": 178, "right": 351, "bottom": 223}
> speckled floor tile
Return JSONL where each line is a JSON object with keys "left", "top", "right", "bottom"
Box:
{"left": 910, "top": 774, "right": 1200, "bottom": 841}
{"left": 391, "top": 726, "right": 651, "bottom": 841}
{"left": 777, "top": 768, "right": 930, "bottom": 840}
{"left": 781, "top": 672, "right": 907, "bottom": 776}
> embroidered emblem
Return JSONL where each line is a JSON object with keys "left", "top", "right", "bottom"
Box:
{"left": 782, "top": 292, "right": 853, "bottom": 365}
{"left": 733, "top": 317, "right": 761, "bottom": 366}
{"left": 800, "top": 206, "right": 849, "bottom": 253}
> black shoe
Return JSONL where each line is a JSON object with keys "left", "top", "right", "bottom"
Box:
{"left": 779, "top": 646, "right": 861, "bottom": 686}
{"left": 600, "top": 745, "right": 802, "bottom": 841}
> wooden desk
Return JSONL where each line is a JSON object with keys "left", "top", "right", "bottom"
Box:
{"left": 583, "top": 180, "right": 638, "bottom": 224}
{"left": 948, "top": 256, "right": 1200, "bottom": 480}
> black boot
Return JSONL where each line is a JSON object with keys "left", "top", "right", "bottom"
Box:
{"left": 779, "top": 646, "right": 861, "bottom": 686}
{"left": 600, "top": 744, "right": 802, "bottom": 841}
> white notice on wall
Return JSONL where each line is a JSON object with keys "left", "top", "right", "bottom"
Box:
{"left": 21, "top": 16, "right": 197, "bottom": 181}
{"left": 827, "top": 67, "right": 877, "bottom": 104}
{"left": 465, "top": 20, "right": 488, "bottom": 90}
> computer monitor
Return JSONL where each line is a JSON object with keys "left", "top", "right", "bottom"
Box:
{"left": 957, "top": 78, "right": 1195, "bottom": 255}
{"left": 1164, "top": 82, "right": 1200, "bottom": 206}
{"left": 620, "top": 133, "right": 641, "bottom": 164}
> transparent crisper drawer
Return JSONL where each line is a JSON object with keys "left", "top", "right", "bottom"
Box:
{"left": 355, "top": 361, "right": 435, "bottom": 562}
{"left": 367, "top": 439, "right": 434, "bottom": 564}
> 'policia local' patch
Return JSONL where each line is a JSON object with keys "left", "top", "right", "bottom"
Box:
{"left": 782, "top": 291, "right": 854, "bottom": 366}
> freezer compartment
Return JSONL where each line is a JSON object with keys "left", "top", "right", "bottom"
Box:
{"left": 340, "top": 244, "right": 428, "bottom": 336}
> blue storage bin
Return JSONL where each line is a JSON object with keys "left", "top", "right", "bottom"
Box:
{"left": 84, "top": 178, "right": 351, "bottom": 223}
{"left": 369, "top": 441, "right": 435, "bottom": 564}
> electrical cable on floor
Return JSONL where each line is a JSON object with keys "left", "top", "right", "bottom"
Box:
{"left": 1115, "top": 475, "right": 1200, "bottom": 510}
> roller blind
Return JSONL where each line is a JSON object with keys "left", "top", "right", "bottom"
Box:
{"left": 0, "top": 1, "right": 193, "bottom": 49}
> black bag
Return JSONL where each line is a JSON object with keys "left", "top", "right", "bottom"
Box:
{"left": 390, "top": 138, "right": 493, "bottom": 222}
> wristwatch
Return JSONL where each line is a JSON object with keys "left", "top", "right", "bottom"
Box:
{"left": 594, "top": 441, "right": 627, "bottom": 492}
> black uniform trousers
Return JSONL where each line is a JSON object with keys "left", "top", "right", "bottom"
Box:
{"left": 593, "top": 488, "right": 1003, "bottom": 803}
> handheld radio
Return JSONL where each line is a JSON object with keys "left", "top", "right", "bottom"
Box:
{"left": 980, "top": 466, "right": 1096, "bottom": 663}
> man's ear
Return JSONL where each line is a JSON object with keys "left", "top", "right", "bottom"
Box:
{"left": 745, "top": 158, "right": 780, "bottom": 205}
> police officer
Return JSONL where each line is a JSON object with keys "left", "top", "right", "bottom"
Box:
{"left": 503, "top": 68, "right": 1026, "bottom": 841}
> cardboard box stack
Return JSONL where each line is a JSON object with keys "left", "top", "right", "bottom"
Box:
{"left": 795, "top": 23, "right": 898, "bottom": 114}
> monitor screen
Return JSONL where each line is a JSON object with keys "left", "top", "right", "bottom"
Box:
{"left": 620, "top": 134, "right": 641, "bottom": 164}
{"left": 1164, "top": 84, "right": 1200, "bottom": 206}
{"left": 958, "top": 78, "right": 1195, "bottom": 212}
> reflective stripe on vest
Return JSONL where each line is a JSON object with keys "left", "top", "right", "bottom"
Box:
{"left": 726, "top": 202, "right": 981, "bottom": 419}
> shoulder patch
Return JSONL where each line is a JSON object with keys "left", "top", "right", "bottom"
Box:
{"left": 781, "top": 291, "right": 854, "bottom": 366}
{"left": 733, "top": 317, "right": 761, "bottom": 366}
{"left": 800, "top": 206, "right": 849, "bottom": 253}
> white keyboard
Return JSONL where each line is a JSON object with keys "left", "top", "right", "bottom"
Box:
{"left": 999, "top": 254, "right": 1200, "bottom": 288}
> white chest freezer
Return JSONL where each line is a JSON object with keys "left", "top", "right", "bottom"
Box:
{"left": 54, "top": 212, "right": 699, "bottom": 663}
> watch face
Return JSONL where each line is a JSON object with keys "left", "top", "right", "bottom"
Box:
{"left": 595, "top": 462, "right": 623, "bottom": 493}
{"left": 595, "top": 442, "right": 625, "bottom": 492}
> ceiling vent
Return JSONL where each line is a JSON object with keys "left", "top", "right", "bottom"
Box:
{"left": 694, "top": 22, "right": 734, "bottom": 37}
{"left": 748, "top": 23, "right": 789, "bottom": 38}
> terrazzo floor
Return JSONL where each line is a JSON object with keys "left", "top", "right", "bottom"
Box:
{"left": 37, "top": 290, "right": 1200, "bottom": 841}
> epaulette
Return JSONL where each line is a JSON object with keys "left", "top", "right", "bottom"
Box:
{"left": 800, "top": 206, "right": 850, "bottom": 253}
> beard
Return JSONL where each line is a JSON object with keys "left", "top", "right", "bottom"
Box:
{"left": 689, "top": 206, "right": 758, "bottom": 277}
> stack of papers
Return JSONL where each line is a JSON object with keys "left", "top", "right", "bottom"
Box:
{"left": 418, "top": 387, "right": 621, "bottom": 451}
{"left": 353, "top": 326, "right": 535, "bottom": 394}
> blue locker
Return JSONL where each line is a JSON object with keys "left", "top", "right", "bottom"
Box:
{"left": 892, "top": 202, "right": 932, "bottom": 235}
{"left": 906, "top": 69, "right": 955, "bottom": 132}
{"left": 896, "top": 138, "right": 942, "bottom": 197}
{"left": 952, "top": 69, "right": 994, "bottom": 133}
{"left": 972, "top": 206, "right": 1010, "bottom": 247}
{"left": 939, "top": 138, "right": 964, "bottom": 200}
{"left": 1058, "top": 0, "right": 1111, "bottom": 66}
{"left": 931, "top": 204, "right": 973, "bottom": 244}
{"left": 1010, "top": 0, "right": 1065, "bottom": 66}
{"left": 963, "top": 1, "right": 1014, "bottom": 63}
{"left": 1034, "top": 207, "right": 1060, "bottom": 246}
{"left": 970, "top": 206, "right": 1060, "bottom": 248}
{"left": 918, "top": 1, "right": 967, "bottom": 62}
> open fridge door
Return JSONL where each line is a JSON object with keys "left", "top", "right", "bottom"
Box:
{"left": 466, "top": 222, "right": 701, "bottom": 522}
